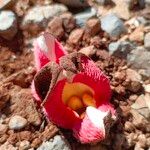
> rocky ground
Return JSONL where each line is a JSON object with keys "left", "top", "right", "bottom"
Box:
{"left": 0, "top": 0, "right": 150, "bottom": 150}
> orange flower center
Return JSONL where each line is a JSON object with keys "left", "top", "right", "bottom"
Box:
{"left": 62, "top": 83, "right": 96, "bottom": 118}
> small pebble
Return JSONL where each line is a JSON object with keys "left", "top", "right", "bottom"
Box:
{"left": 101, "top": 14, "right": 127, "bottom": 37}
{"left": 138, "top": 134, "right": 146, "bottom": 148}
{"left": 0, "top": 124, "right": 8, "bottom": 135}
{"left": 37, "top": 135, "right": 71, "bottom": 150}
{"left": 129, "top": 95, "right": 138, "bottom": 102}
{"left": 9, "top": 115, "right": 27, "bottom": 130}
{"left": 19, "top": 140, "right": 30, "bottom": 150}
{"left": 128, "top": 81, "right": 142, "bottom": 93}
{"left": 143, "top": 84, "right": 150, "bottom": 93}
{"left": 124, "top": 121, "right": 135, "bottom": 132}
{"left": 144, "top": 32, "right": 150, "bottom": 50}
{"left": 79, "top": 46, "right": 96, "bottom": 57}
{"left": 0, "top": 10, "right": 17, "bottom": 40}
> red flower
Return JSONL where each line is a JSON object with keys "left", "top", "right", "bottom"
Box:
{"left": 32, "top": 33, "right": 116, "bottom": 144}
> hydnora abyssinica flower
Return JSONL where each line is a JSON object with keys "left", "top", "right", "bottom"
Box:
{"left": 31, "top": 32, "right": 116, "bottom": 144}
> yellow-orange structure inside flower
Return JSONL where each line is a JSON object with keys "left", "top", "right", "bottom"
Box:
{"left": 62, "top": 83, "right": 96, "bottom": 117}
{"left": 67, "top": 96, "right": 84, "bottom": 111}
{"left": 82, "top": 93, "right": 96, "bottom": 107}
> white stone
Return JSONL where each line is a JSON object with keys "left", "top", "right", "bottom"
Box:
{"left": 144, "top": 32, "right": 150, "bottom": 50}
{"left": 143, "top": 84, "right": 150, "bottom": 93}
{"left": 21, "top": 4, "right": 67, "bottom": 29}
{"left": 79, "top": 46, "right": 96, "bottom": 57}
{"left": 37, "top": 135, "right": 71, "bottom": 150}
{"left": 9, "top": 115, "right": 27, "bottom": 130}
{"left": 126, "top": 69, "right": 142, "bottom": 82}
{"left": 19, "top": 140, "right": 30, "bottom": 150}
{"left": 0, "top": 10, "right": 17, "bottom": 40}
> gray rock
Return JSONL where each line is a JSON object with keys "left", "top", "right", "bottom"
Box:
{"left": 127, "top": 47, "right": 150, "bottom": 77}
{"left": 101, "top": 14, "right": 127, "bottom": 37}
{"left": 136, "top": 16, "right": 148, "bottom": 26}
{"left": 21, "top": 4, "right": 67, "bottom": 30}
{"left": 108, "top": 41, "right": 135, "bottom": 57}
{"left": 0, "top": 10, "right": 17, "bottom": 40}
{"left": 75, "top": 8, "right": 96, "bottom": 27}
{"left": 144, "top": 32, "right": 150, "bottom": 50}
{"left": 9, "top": 115, "right": 27, "bottom": 130}
{"left": 131, "top": 95, "right": 150, "bottom": 120}
{"left": 37, "top": 135, "right": 71, "bottom": 150}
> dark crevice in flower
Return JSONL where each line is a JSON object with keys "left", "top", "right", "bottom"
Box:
{"left": 34, "top": 62, "right": 62, "bottom": 100}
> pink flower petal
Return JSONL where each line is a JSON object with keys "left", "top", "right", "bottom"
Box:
{"left": 33, "top": 33, "right": 67, "bottom": 71}
{"left": 73, "top": 106, "right": 107, "bottom": 144}
{"left": 43, "top": 79, "right": 81, "bottom": 129}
